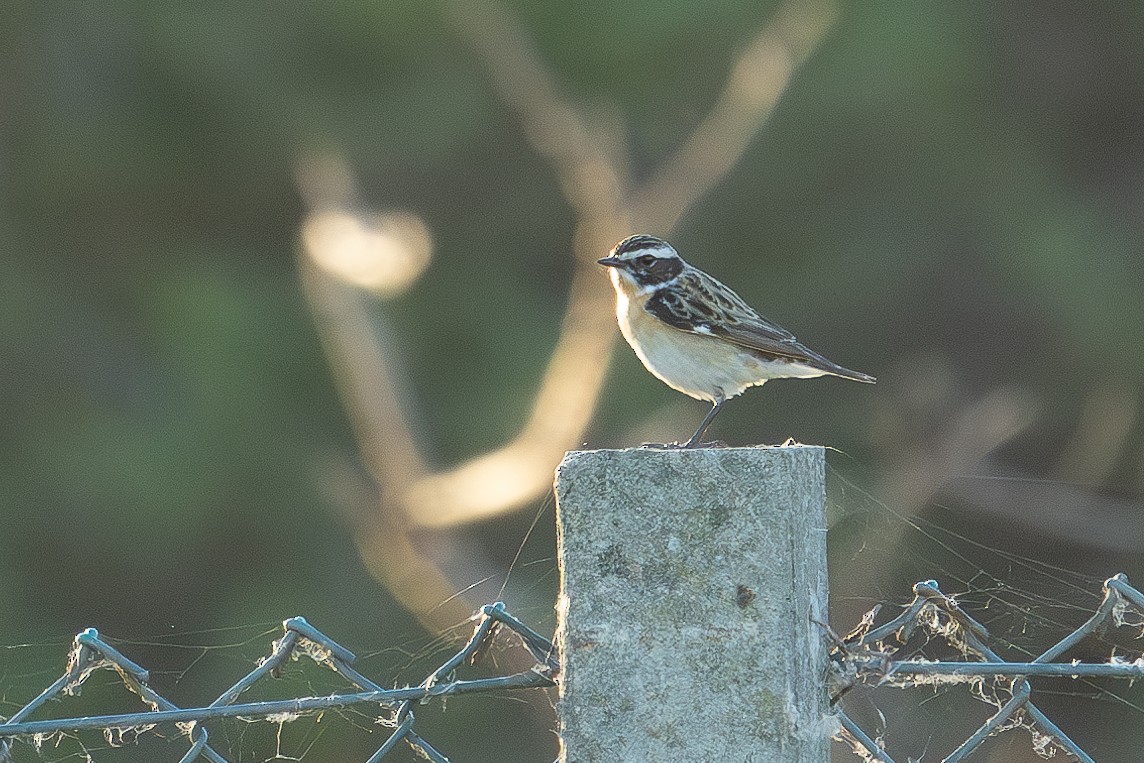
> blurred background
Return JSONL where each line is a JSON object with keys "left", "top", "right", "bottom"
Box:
{"left": 3, "top": 0, "right": 1144, "bottom": 760}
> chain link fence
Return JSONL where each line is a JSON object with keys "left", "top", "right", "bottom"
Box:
{"left": 0, "top": 603, "right": 557, "bottom": 763}
{"left": 831, "top": 573, "right": 1144, "bottom": 762}
{"left": 4, "top": 576, "right": 1144, "bottom": 761}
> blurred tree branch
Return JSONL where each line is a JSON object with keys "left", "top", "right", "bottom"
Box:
{"left": 630, "top": 0, "right": 838, "bottom": 233}
{"left": 298, "top": 0, "right": 838, "bottom": 630}
{"left": 406, "top": 0, "right": 838, "bottom": 527}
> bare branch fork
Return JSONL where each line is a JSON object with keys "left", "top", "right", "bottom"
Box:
{"left": 298, "top": 0, "right": 838, "bottom": 629}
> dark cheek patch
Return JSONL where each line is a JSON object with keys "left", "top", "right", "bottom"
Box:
{"left": 648, "top": 257, "right": 683, "bottom": 282}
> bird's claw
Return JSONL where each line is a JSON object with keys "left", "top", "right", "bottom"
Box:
{"left": 638, "top": 440, "right": 729, "bottom": 450}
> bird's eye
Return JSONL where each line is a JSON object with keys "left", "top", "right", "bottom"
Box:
{"left": 637, "top": 255, "right": 656, "bottom": 268}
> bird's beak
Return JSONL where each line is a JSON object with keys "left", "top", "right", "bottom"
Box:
{"left": 596, "top": 256, "right": 622, "bottom": 267}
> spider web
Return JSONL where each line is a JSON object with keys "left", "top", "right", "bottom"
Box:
{"left": 826, "top": 461, "right": 1144, "bottom": 762}
{"left": 0, "top": 609, "right": 556, "bottom": 763}
{"left": 1, "top": 469, "right": 1140, "bottom": 762}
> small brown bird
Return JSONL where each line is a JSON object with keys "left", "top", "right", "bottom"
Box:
{"left": 598, "top": 234, "right": 874, "bottom": 447}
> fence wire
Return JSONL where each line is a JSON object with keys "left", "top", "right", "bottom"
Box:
{"left": 5, "top": 578, "right": 1144, "bottom": 762}
{"left": 0, "top": 603, "right": 557, "bottom": 763}
{"left": 832, "top": 573, "right": 1144, "bottom": 763}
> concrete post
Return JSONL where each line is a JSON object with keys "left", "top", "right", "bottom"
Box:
{"left": 554, "top": 446, "right": 830, "bottom": 762}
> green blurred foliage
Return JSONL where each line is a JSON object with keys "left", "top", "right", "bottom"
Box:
{"left": 3, "top": 0, "right": 1144, "bottom": 760}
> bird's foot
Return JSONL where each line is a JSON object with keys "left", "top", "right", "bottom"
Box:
{"left": 639, "top": 439, "right": 729, "bottom": 450}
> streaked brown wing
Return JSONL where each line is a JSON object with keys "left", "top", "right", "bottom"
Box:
{"left": 713, "top": 316, "right": 874, "bottom": 380}
{"left": 644, "top": 271, "right": 875, "bottom": 382}
{"left": 712, "top": 321, "right": 815, "bottom": 362}
{"left": 644, "top": 272, "right": 806, "bottom": 361}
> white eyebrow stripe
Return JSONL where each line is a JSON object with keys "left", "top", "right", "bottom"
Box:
{"left": 633, "top": 272, "right": 683, "bottom": 297}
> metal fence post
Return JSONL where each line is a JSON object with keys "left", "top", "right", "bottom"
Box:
{"left": 554, "top": 446, "right": 831, "bottom": 762}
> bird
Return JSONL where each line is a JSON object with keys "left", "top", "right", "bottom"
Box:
{"left": 597, "top": 234, "right": 874, "bottom": 448}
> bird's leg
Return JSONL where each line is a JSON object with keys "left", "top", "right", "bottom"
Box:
{"left": 638, "top": 394, "right": 728, "bottom": 449}
{"left": 683, "top": 396, "right": 726, "bottom": 448}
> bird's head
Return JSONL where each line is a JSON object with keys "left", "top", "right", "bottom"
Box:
{"left": 597, "top": 234, "right": 685, "bottom": 295}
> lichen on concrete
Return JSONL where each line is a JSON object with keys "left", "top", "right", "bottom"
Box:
{"left": 555, "top": 446, "right": 830, "bottom": 762}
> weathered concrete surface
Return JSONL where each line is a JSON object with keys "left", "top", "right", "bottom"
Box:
{"left": 555, "top": 446, "right": 830, "bottom": 762}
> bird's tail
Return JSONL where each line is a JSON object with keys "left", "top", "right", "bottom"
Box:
{"left": 803, "top": 348, "right": 876, "bottom": 383}
{"left": 830, "top": 365, "right": 876, "bottom": 383}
